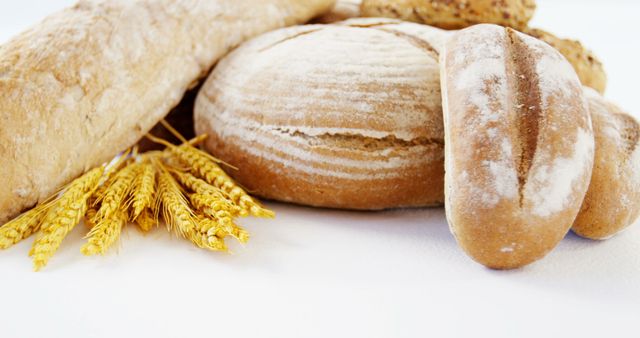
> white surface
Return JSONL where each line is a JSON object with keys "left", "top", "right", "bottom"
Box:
{"left": 1, "top": 1, "right": 639, "bottom": 337}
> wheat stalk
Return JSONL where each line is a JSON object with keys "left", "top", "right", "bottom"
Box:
{"left": 95, "top": 161, "right": 140, "bottom": 222}
{"left": 81, "top": 209, "right": 127, "bottom": 256}
{"left": 156, "top": 137, "right": 273, "bottom": 218}
{"left": 130, "top": 162, "right": 156, "bottom": 220}
{"left": 0, "top": 202, "right": 51, "bottom": 249}
{"left": 30, "top": 167, "right": 105, "bottom": 270}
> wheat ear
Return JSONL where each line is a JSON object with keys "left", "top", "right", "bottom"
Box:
{"left": 150, "top": 135, "right": 273, "bottom": 218}
{"left": 0, "top": 202, "right": 52, "bottom": 249}
{"left": 135, "top": 208, "right": 156, "bottom": 233}
{"left": 130, "top": 162, "right": 156, "bottom": 220}
{"left": 30, "top": 167, "right": 105, "bottom": 270}
{"left": 156, "top": 164, "right": 226, "bottom": 252}
{"left": 81, "top": 209, "right": 127, "bottom": 256}
{"left": 95, "top": 161, "right": 140, "bottom": 222}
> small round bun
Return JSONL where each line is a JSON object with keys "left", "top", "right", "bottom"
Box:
{"left": 195, "top": 19, "right": 449, "bottom": 210}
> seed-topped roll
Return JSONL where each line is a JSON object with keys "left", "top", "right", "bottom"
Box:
{"left": 441, "top": 24, "right": 594, "bottom": 269}
{"left": 195, "top": 19, "right": 449, "bottom": 210}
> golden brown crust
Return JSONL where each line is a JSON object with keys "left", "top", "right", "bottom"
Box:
{"left": 441, "top": 25, "right": 594, "bottom": 269}
{"left": 0, "top": 0, "right": 336, "bottom": 224}
{"left": 314, "top": 0, "right": 362, "bottom": 24}
{"left": 195, "top": 19, "right": 449, "bottom": 210}
{"left": 523, "top": 28, "right": 607, "bottom": 94}
{"left": 572, "top": 88, "right": 640, "bottom": 239}
{"left": 361, "top": 0, "right": 536, "bottom": 30}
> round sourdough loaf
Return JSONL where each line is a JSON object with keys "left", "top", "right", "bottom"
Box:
{"left": 572, "top": 88, "right": 640, "bottom": 240}
{"left": 440, "top": 24, "right": 594, "bottom": 269}
{"left": 195, "top": 19, "right": 449, "bottom": 210}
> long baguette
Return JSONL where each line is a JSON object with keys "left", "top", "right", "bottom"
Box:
{"left": 0, "top": 0, "right": 335, "bottom": 224}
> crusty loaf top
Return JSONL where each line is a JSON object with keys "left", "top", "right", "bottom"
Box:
{"left": 442, "top": 24, "right": 593, "bottom": 217}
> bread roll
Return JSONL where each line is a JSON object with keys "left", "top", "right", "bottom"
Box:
{"left": 441, "top": 25, "right": 594, "bottom": 269}
{"left": 0, "top": 0, "right": 335, "bottom": 224}
{"left": 314, "top": 0, "right": 361, "bottom": 23}
{"left": 195, "top": 19, "right": 448, "bottom": 210}
{"left": 524, "top": 28, "right": 607, "bottom": 94}
{"left": 572, "top": 88, "right": 640, "bottom": 240}
{"left": 361, "top": 0, "right": 536, "bottom": 30}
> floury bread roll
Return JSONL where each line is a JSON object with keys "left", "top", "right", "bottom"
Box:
{"left": 572, "top": 88, "right": 640, "bottom": 240}
{"left": 441, "top": 25, "right": 594, "bottom": 269}
{"left": 361, "top": 0, "right": 536, "bottom": 30}
{"left": 195, "top": 19, "right": 449, "bottom": 210}
{"left": 0, "top": 0, "right": 335, "bottom": 224}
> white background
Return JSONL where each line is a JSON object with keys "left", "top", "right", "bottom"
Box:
{"left": 1, "top": 1, "right": 639, "bottom": 337}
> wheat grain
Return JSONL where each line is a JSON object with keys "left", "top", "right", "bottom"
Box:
{"left": 135, "top": 208, "right": 156, "bottom": 232}
{"left": 95, "top": 161, "right": 140, "bottom": 221}
{"left": 0, "top": 202, "right": 51, "bottom": 249}
{"left": 81, "top": 209, "right": 127, "bottom": 256}
{"left": 84, "top": 206, "right": 98, "bottom": 229}
{"left": 131, "top": 162, "right": 156, "bottom": 220}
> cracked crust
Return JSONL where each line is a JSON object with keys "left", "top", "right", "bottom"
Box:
{"left": 441, "top": 25, "right": 594, "bottom": 269}
{"left": 361, "top": 0, "right": 536, "bottom": 30}
{"left": 0, "top": 0, "right": 336, "bottom": 224}
{"left": 195, "top": 19, "right": 448, "bottom": 210}
{"left": 572, "top": 88, "right": 640, "bottom": 240}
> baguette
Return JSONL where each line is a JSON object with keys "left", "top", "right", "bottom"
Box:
{"left": 195, "top": 19, "right": 449, "bottom": 210}
{"left": 572, "top": 88, "right": 640, "bottom": 239}
{"left": 361, "top": 0, "right": 536, "bottom": 30}
{"left": 441, "top": 24, "right": 594, "bottom": 269}
{"left": 0, "top": 0, "right": 335, "bottom": 224}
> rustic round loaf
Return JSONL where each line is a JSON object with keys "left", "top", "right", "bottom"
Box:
{"left": 361, "top": 0, "right": 537, "bottom": 30}
{"left": 441, "top": 24, "right": 594, "bottom": 269}
{"left": 572, "top": 88, "right": 640, "bottom": 240}
{"left": 195, "top": 19, "right": 449, "bottom": 210}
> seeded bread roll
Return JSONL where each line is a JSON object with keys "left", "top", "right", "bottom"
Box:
{"left": 314, "top": 0, "right": 361, "bottom": 23}
{"left": 361, "top": 0, "right": 536, "bottom": 30}
{"left": 523, "top": 28, "right": 607, "bottom": 94}
{"left": 0, "top": 0, "right": 335, "bottom": 224}
{"left": 572, "top": 88, "right": 640, "bottom": 240}
{"left": 195, "top": 19, "right": 449, "bottom": 210}
{"left": 441, "top": 25, "right": 594, "bottom": 269}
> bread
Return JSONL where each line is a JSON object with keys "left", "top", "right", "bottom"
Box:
{"left": 195, "top": 18, "right": 449, "bottom": 210}
{"left": 440, "top": 24, "right": 594, "bottom": 269}
{"left": 572, "top": 88, "right": 640, "bottom": 240}
{"left": 361, "top": 0, "right": 536, "bottom": 30}
{"left": 314, "top": 0, "right": 362, "bottom": 23}
{"left": 0, "top": 0, "right": 335, "bottom": 224}
{"left": 523, "top": 28, "right": 607, "bottom": 94}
